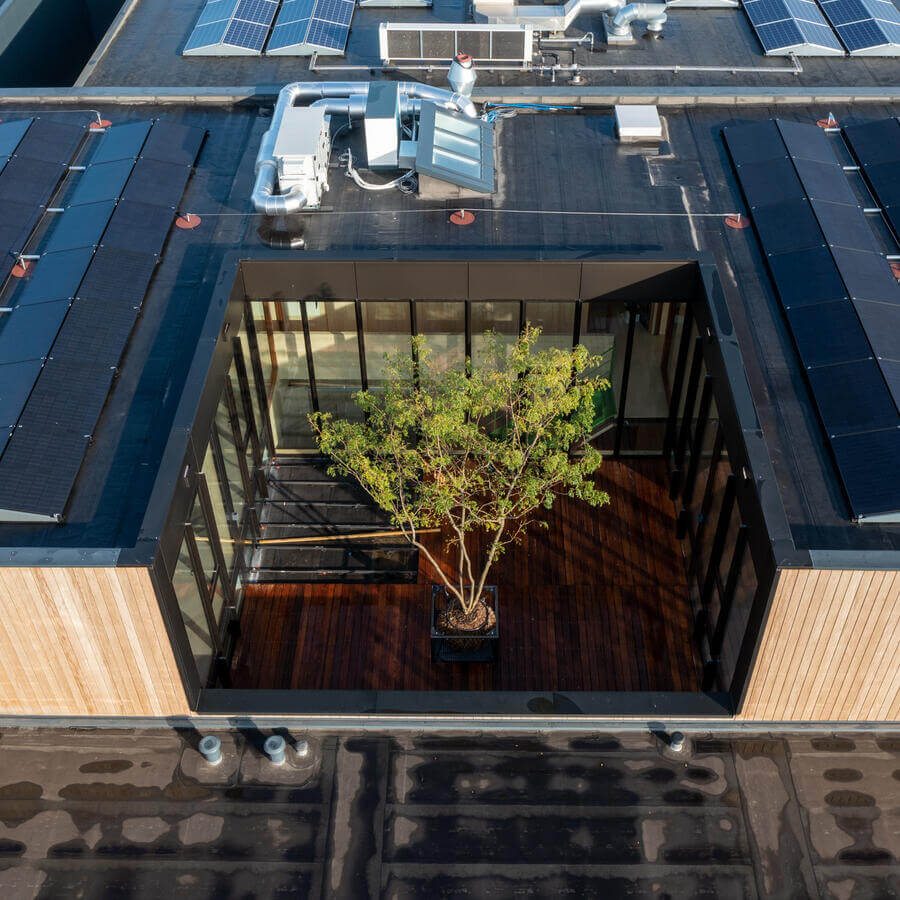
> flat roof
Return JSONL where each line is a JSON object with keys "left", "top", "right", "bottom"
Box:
{"left": 0, "top": 100, "right": 897, "bottom": 561}
{"left": 78, "top": 0, "right": 900, "bottom": 90}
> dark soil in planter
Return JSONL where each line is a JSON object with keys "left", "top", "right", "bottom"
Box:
{"left": 435, "top": 600, "right": 497, "bottom": 637}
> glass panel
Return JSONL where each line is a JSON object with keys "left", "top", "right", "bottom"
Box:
{"left": 695, "top": 457, "right": 730, "bottom": 595}
{"left": 215, "top": 390, "right": 248, "bottom": 510}
{"left": 524, "top": 301, "right": 574, "bottom": 352}
{"left": 416, "top": 301, "right": 465, "bottom": 372}
{"left": 203, "top": 442, "right": 236, "bottom": 574}
{"left": 472, "top": 301, "right": 518, "bottom": 369}
{"left": 664, "top": 302, "right": 687, "bottom": 403}
{"left": 362, "top": 300, "right": 411, "bottom": 386}
{"left": 268, "top": 326, "right": 316, "bottom": 451}
{"left": 307, "top": 299, "right": 362, "bottom": 423}
{"left": 581, "top": 300, "right": 627, "bottom": 450}
{"left": 172, "top": 535, "right": 214, "bottom": 684}
{"left": 235, "top": 331, "right": 266, "bottom": 463}
{"left": 189, "top": 499, "right": 225, "bottom": 624}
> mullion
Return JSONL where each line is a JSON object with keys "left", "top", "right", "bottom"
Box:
{"left": 184, "top": 524, "right": 222, "bottom": 658}
{"left": 683, "top": 376, "right": 714, "bottom": 509}
{"left": 355, "top": 298, "right": 368, "bottom": 391}
{"left": 613, "top": 305, "right": 636, "bottom": 458}
{"left": 231, "top": 337, "right": 263, "bottom": 468}
{"left": 300, "top": 299, "right": 319, "bottom": 411}
{"left": 698, "top": 473, "right": 737, "bottom": 639}
{"left": 711, "top": 525, "right": 749, "bottom": 658}
{"left": 243, "top": 301, "right": 276, "bottom": 460}
{"left": 223, "top": 377, "right": 254, "bottom": 502}
{"left": 664, "top": 303, "right": 694, "bottom": 460}
{"left": 674, "top": 336, "right": 704, "bottom": 472}
{"left": 197, "top": 472, "right": 235, "bottom": 613}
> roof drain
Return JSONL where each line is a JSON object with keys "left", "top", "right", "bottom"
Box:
{"left": 251, "top": 79, "right": 478, "bottom": 215}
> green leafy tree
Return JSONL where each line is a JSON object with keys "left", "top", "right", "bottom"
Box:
{"left": 311, "top": 326, "right": 610, "bottom": 619}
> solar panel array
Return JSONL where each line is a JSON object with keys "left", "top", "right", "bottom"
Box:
{"left": 741, "top": 0, "right": 845, "bottom": 53}
{"left": 819, "top": 0, "right": 900, "bottom": 54}
{"left": 267, "top": 0, "right": 356, "bottom": 54}
{"left": 844, "top": 118, "right": 900, "bottom": 241}
{"left": 0, "top": 119, "right": 206, "bottom": 523}
{"left": 724, "top": 119, "right": 900, "bottom": 522}
{"left": 184, "top": 0, "right": 280, "bottom": 55}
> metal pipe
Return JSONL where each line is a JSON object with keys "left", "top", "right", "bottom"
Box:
{"left": 251, "top": 79, "right": 477, "bottom": 214}
{"left": 477, "top": 0, "right": 625, "bottom": 30}
{"left": 608, "top": 2, "right": 668, "bottom": 35}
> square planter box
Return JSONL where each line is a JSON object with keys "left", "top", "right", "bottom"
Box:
{"left": 430, "top": 584, "right": 499, "bottom": 663}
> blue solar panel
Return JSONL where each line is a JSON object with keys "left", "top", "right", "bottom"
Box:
{"left": 820, "top": 0, "right": 900, "bottom": 52}
{"left": 277, "top": 0, "right": 315, "bottom": 21}
{"left": 223, "top": 18, "right": 269, "bottom": 48}
{"left": 234, "top": 0, "right": 279, "bottom": 24}
{"left": 197, "top": 0, "right": 240, "bottom": 25}
{"left": 184, "top": 20, "right": 229, "bottom": 52}
{"left": 266, "top": 0, "right": 353, "bottom": 52}
{"left": 743, "top": 0, "right": 844, "bottom": 52}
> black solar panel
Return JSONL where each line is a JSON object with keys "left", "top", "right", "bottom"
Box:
{"left": 830, "top": 429, "right": 900, "bottom": 519}
{"left": 0, "top": 199, "right": 41, "bottom": 254}
{"left": 0, "top": 156, "right": 66, "bottom": 208}
{"left": 864, "top": 162, "right": 900, "bottom": 206}
{"left": 47, "top": 296, "right": 140, "bottom": 370}
{"left": 806, "top": 358, "right": 898, "bottom": 435}
{"left": 0, "top": 300, "right": 71, "bottom": 365}
{"left": 15, "top": 118, "right": 85, "bottom": 166}
{"left": 811, "top": 198, "right": 881, "bottom": 252}
{"left": 122, "top": 159, "right": 192, "bottom": 208}
{"left": 735, "top": 157, "right": 806, "bottom": 208}
{"left": 141, "top": 121, "right": 206, "bottom": 167}
{"left": 91, "top": 120, "right": 152, "bottom": 165}
{"left": 0, "top": 119, "right": 32, "bottom": 157}
{"left": 786, "top": 300, "right": 873, "bottom": 367}
{"left": 776, "top": 119, "right": 839, "bottom": 163}
{"left": 77, "top": 247, "right": 159, "bottom": 307}
{"left": 12, "top": 248, "right": 94, "bottom": 306}
{"left": 880, "top": 359, "right": 900, "bottom": 400}
{"left": 793, "top": 157, "right": 859, "bottom": 205}
{"left": 0, "top": 358, "right": 43, "bottom": 428}
{"left": 830, "top": 245, "right": 900, "bottom": 300}
{"left": 42, "top": 201, "right": 116, "bottom": 254}
{"left": 852, "top": 299, "right": 900, "bottom": 363}
{"left": 753, "top": 199, "right": 825, "bottom": 254}
{"left": 101, "top": 200, "right": 175, "bottom": 253}
{"left": 767, "top": 247, "right": 848, "bottom": 307}
{"left": 723, "top": 120, "right": 786, "bottom": 165}
{"left": 843, "top": 119, "right": 900, "bottom": 165}
{"left": 67, "top": 159, "right": 134, "bottom": 206}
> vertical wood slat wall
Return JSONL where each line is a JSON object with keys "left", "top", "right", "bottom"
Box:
{"left": 0, "top": 567, "right": 189, "bottom": 716}
{"left": 738, "top": 569, "right": 899, "bottom": 720}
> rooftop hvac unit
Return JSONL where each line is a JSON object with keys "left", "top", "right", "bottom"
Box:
{"left": 379, "top": 23, "right": 533, "bottom": 65}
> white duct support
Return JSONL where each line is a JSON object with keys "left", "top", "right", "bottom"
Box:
{"left": 251, "top": 81, "right": 477, "bottom": 215}
{"left": 608, "top": 1, "right": 668, "bottom": 35}
{"left": 475, "top": 0, "right": 625, "bottom": 31}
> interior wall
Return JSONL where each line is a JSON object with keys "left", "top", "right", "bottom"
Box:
{"left": 737, "top": 568, "right": 899, "bottom": 721}
{"left": 0, "top": 566, "right": 189, "bottom": 715}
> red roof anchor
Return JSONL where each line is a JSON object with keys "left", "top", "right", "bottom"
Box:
{"left": 11, "top": 259, "right": 34, "bottom": 278}
{"left": 725, "top": 213, "right": 750, "bottom": 230}
{"left": 890, "top": 262, "right": 900, "bottom": 279}
{"left": 175, "top": 213, "right": 202, "bottom": 229}
{"left": 817, "top": 112, "right": 839, "bottom": 129}
{"left": 90, "top": 119, "right": 112, "bottom": 131}
{"left": 450, "top": 209, "right": 476, "bottom": 226}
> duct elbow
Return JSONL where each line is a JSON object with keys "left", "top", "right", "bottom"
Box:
{"left": 609, "top": 2, "right": 667, "bottom": 35}
{"left": 251, "top": 161, "right": 308, "bottom": 216}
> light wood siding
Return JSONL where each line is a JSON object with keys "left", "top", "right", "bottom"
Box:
{"left": 738, "top": 569, "right": 900, "bottom": 721}
{"left": 0, "top": 567, "right": 189, "bottom": 716}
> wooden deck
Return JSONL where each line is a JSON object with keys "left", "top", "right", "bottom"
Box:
{"left": 230, "top": 459, "right": 702, "bottom": 693}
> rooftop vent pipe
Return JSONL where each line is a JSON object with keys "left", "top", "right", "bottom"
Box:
{"left": 608, "top": 1, "right": 668, "bottom": 36}
{"left": 251, "top": 79, "right": 477, "bottom": 215}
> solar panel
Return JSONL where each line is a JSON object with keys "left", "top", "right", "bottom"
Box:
{"left": 91, "top": 121, "right": 152, "bottom": 165}
{"left": 830, "top": 246, "right": 900, "bottom": 301}
{"left": 122, "top": 159, "right": 192, "bottom": 208}
{"left": 733, "top": 157, "right": 806, "bottom": 208}
{"left": 753, "top": 199, "right": 825, "bottom": 254}
{"left": 810, "top": 198, "right": 881, "bottom": 252}
{"left": 742, "top": 0, "right": 845, "bottom": 54}
{"left": 0, "top": 300, "right": 71, "bottom": 366}
{"left": 267, "top": 0, "right": 355, "bottom": 54}
{"left": 853, "top": 299, "right": 900, "bottom": 362}
{"left": 0, "top": 119, "right": 32, "bottom": 157}
{"left": 766, "top": 247, "right": 848, "bottom": 307}
{"left": 12, "top": 248, "right": 94, "bottom": 307}
{"left": 807, "top": 359, "right": 898, "bottom": 436}
{"left": 77, "top": 248, "right": 159, "bottom": 308}
{"left": 0, "top": 199, "right": 41, "bottom": 256}
{"left": 183, "top": 0, "right": 278, "bottom": 55}
{"left": 14, "top": 119, "right": 85, "bottom": 166}
{"left": 101, "top": 200, "right": 175, "bottom": 252}
{"left": 67, "top": 160, "right": 134, "bottom": 206}
{"left": 830, "top": 428, "right": 900, "bottom": 519}
{"left": 142, "top": 121, "right": 206, "bottom": 167}
{"left": 0, "top": 157, "right": 66, "bottom": 209}
{"left": 786, "top": 300, "right": 873, "bottom": 368}
{"left": 793, "top": 157, "right": 859, "bottom": 205}
{"left": 820, "top": 0, "right": 900, "bottom": 53}
{"left": 0, "top": 359, "right": 43, "bottom": 428}
{"left": 48, "top": 296, "right": 140, "bottom": 370}
{"left": 844, "top": 118, "right": 900, "bottom": 243}
{"left": 42, "top": 201, "right": 115, "bottom": 254}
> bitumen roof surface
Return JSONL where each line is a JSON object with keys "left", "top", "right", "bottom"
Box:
{"left": 0, "top": 726, "right": 897, "bottom": 898}
{"left": 78, "top": 0, "right": 900, "bottom": 90}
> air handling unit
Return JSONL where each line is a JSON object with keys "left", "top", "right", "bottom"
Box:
{"left": 379, "top": 22, "right": 533, "bottom": 65}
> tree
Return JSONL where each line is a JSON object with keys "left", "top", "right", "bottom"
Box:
{"left": 310, "top": 326, "right": 611, "bottom": 622}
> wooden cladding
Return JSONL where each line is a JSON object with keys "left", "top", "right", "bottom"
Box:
{"left": 0, "top": 567, "right": 189, "bottom": 716}
{"left": 738, "top": 568, "right": 899, "bottom": 721}
{"left": 239, "top": 259, "right": 700, "bottom": 303}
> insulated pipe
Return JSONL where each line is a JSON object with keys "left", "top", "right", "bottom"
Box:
{"left": 608, "top": 1, "right": 668, "bottom": 35}
{"left": 251, "top": 80, "right": 477, "bottom": 214}
{"left": 478, "top": 0, "right": 625, "bottom": 30}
